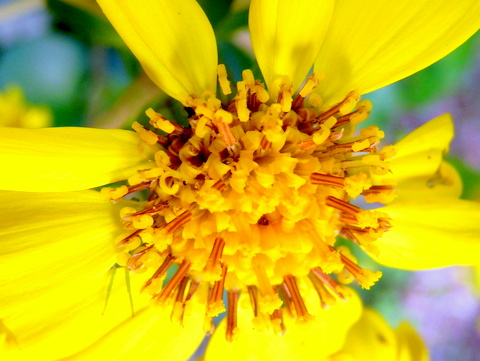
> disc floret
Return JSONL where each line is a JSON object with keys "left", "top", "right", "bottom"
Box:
{"left": 102, "top": 65, "right": 395, "bottom": 339}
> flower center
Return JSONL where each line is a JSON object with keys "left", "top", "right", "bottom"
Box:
{"left": 102, "top": 65, "right": 395, "bottom": 340}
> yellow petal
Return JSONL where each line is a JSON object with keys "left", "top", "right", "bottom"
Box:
{"left": 330, "top": 308, "right": 398, "bottom": 361}
{"left": 0, "top": 191, "right": 121, "bottom": 318}
{"left": 249, "top": 0, "right": 334, "bottom": 96}
{"left": 61, "top": 297, "right": 206, "bottom": 361}
{"left": 372, "top": 114, "right": 457, "bottom": 200}
{"left": 391, "top": 114, "right": 454, "bottom": 183}
{"left": 370, "top": 198, "right": 480, "bottom": 270}
{"left": 396, "top": 161, "right": 463, "bottom": 201}
{"left": 396, "top": 322, "right": 429, "bottom": 361}
{"left": 97, "top": 0, "right": 217, "bottom": 103}
{"left": 205, "top": 283, "right": 362, "bottom": 361}
{"left": 0, "top": 127, "right": 149, "bottom": 192}
{"left": 0, "top": 190, "right": 145, "bottom": 359}
{"left": 314, "top": 0, "right": 480, "bottom": 105}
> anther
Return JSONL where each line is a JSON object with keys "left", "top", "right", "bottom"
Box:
{"left": 171, "top": 276, "right": 190, "bottom": 323}
{"left": 212, "top": 179, "right": 227, "bottom": 192}
{"left": 339, "top": 252, "right": 382, "bottom": 290}
{"left": 117, "top": 229, "right": 142, "bottom": 247}
{"left": 310, "top": 173, "right": 345, "bottom": 187}
{"left": 316, "top": 91, "right": 359, "bottom": 122}
{"left": 226, "top": 290, "right": 240, "bottom": 342}
{"left": 203, "top": 238, "right": 226, "bottom": 281}
{"left": 283, "top": 275, "right": 310, "bottom": 320}
{"left": 155, "top": 260, "right": 191, "bottom": 303}
{"left": 142, "top": 253, "right": 176, "bottom": 291}
{"left": 310, "top": 267, "right": 347, "bottom": 301}
{"left": 126, "top": 245, "right": 154, "bottom": 270}
{"left": 260, "top": 135, "right": 272, "bottom": 150}
{"left": 159, "top": 210, "right": 192, "bottom": 235}
{"left": 326, "top": 196, "right": 361, "bottom": 216}
{"left": 253, "top": 263, "right": 283, "bottom": 314}
{"left": 247, "top": 285, "right": 259, "bottom": 317}
{"left": 207, "top": 264, "right": 228, "bottom": 317}
{"left": 125, "top": 201, "right": 168, "bottom": 219}
{"left": 270, "top": 308, "right": 286, "bottom": 336}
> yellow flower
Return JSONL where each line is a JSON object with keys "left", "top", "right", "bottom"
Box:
{"left": 0, "top": 87, "right": 52, "bottom": 128}
{"left": 1, "top": 0, "right": 479, "bottom": 360}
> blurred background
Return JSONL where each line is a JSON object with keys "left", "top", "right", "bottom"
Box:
{"left": 1, "top": 1, "right": 479, "bottom": 360}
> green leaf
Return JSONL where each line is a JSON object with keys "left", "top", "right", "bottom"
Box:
{"left": 197, "top": 0, "right": 234, "bottom": 28}
{"left": 46, "top": 0, "right": 125, "bottom": 48}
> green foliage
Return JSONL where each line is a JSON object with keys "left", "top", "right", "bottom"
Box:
{"left": 46, "top": 0, "right": 125, "bottom": 48}
{"left": 397, "top": 34, "right": 478, "bottom": 107}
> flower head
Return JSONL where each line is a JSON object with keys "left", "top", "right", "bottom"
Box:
{"left": 1, "top": 0, "right": 480, "bottom": 359}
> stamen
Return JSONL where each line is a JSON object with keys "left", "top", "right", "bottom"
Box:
{"left": 217, "top": 64, "right": 232, "bottom": 96}
{"left": 102, "top": 181, "right": 154, "bottom": 202}
{"left": 247, "top": 285, "right": 259, "bottom": 317}
{"left": 171, "top": 276, "right": 190, "bottom": 323}
{"left": 126, "top": 245, "right": 154, "bottom": 271}
{"left": 132, "top": 121, "right": 161, "bottom": 144}
{"left": 142, "top": 253, "right": 176, "bottom": 291}
{"left": 214, "top": 109, "right": 237, "bottom": 147}
{"left": 125, "top": 201, "right": 168, "bottom": 219}
{"left": 310, "top": 173, "right": 345, "bottom": 187}
{"left": 146, "top": 108, "right": 185, "bottom": 134}
{"left": 326, "top": 196, "right": 361, "bottom": 216}
{"left": 203, "top": 237, "right": 226, "bottom": 281}
{"left": 226, "top": 290, "right": 240, "bottom": 342}
{"left": 207, "top": 264, "right": 228, "bottom": 317}
{"left": 339, "top": 252, "right": 382, "bottom": 290}
{"left": 283, "top": 275, "right": 310, "bottom": 320}
{"left": 260, "top": 135, "right": 272, "bottom": 150}
{"left": 253, "top": 263, "right": 283, "bottom": 314}
{"left": 310, "top": 267, "right": 347, "bottom": 300}
{"left": 317, "top": 90, "right": 360, "bottom": 122}
{"left": 270, "top": 308, "right": 286, "bottom": 336}
{"left": 159, "top": 210, "right": 192, "bottom": 235}
{"left": 155, "top": 260, "right": 191, "bottom": 303}
{"left": 212, "top": 179, "right": 227, "bottom": 192}
{"left": 278, "top": 283, "right": 295, "bottom": 318}
{"left": 117, "top": 229, "right": 142, "bottom": 247}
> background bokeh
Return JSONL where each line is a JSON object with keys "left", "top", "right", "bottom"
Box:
{"left": 1, "top": 1, "right": 479, "bottom": 360}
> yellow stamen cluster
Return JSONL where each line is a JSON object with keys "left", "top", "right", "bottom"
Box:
{"left": 103, "top": 66, "right": 395, "bottom": 339}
